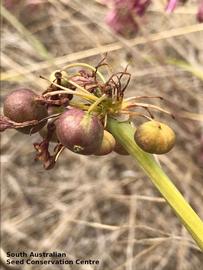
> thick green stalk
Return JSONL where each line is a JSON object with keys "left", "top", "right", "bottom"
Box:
{"left": 107, "top": 118, "right": 203, "bottom": 251}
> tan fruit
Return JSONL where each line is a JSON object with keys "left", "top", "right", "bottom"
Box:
{"left": 134, "top": 121, "right": 175, "bottom": 154}
{"left": 95, "top": 130, "right": 116, "bottom": 156}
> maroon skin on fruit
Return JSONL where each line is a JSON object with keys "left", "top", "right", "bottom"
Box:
{"left": 114, "top": 141, "right": 129, "bottom": 155}
{"left": 56, "top": 109, "right": 104, "bottom": 155}
{"left": 3, "top": 88, "right": 48, "bottom": 134}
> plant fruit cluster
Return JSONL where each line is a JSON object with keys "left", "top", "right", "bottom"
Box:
{"left": 0, "top": 65, "right": 176, "bottom": 169}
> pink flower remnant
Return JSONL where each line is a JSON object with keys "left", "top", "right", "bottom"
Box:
{"left": 165, "top": 0, "right": 203, "bottom": 23}
{"left": 165, "top": 0, "right": 178, "bottom": 13}
{"left": 104, "top": 0, "right": 151, "bottom": 36}
{"left": 197, "top": 1, "right": 203, "bottom": 22}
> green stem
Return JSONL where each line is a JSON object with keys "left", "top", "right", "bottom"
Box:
{"left": 88, "top": 94, "right": 107, "bottom": 113}
{"left": 107, "top": 118, "right": 203, "bottom": 251}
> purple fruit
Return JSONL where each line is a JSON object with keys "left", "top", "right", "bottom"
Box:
{"left": 56, "top": 109, "right": 104, "bottom": 155}
{"left": 114, "top": 141, "right": 129, "bottom": 155}
{"left": 3, "top": 88, "right": 48, "bottom": 134}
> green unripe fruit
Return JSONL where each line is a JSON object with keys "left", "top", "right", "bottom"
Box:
{"left": 95, "top": 130, "right": 116, "bottom": 156}
{"left": 56, "top": 109, "right": 104, "bottom": 155}
{"left": 134, "top": 121, "right": 175, "bottom": 154}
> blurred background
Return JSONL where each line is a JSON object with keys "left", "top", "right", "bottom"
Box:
{"left": 1, "top": 0, "right": 203, "bottom": 269}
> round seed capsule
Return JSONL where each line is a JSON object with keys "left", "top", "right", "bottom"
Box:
{"left": 3, "top": 88, "right": 48, "bottom": 134}
{"left": 114, "top": 141, "right": 129, "bottom": 155}
{"left": 134, "top": 121, "right": 175, "bottom": 154}
{"left": 95, "top": 130, "right": 116, "bottom": 156}
{"left": 56, "top": 108, "right": 104, "bottom": 155}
